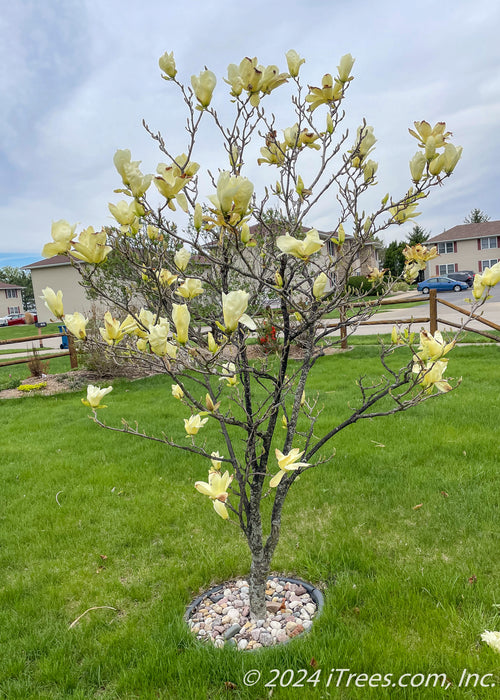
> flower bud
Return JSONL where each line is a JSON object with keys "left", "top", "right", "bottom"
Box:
{"left": 285, "top": 49, "right": 305, "bottom": 77}
{"left": 159, "top": 51, "right": 177, "bottom": 79}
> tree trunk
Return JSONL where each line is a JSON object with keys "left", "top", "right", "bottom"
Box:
{"left": 249, "top": 551, "right": 270, "bottom": 620}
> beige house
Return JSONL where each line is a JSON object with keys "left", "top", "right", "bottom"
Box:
{"left": 426, "top": 221, "right": 500, "bottom": 277}
{"left": 23, "top": 256, "right": 94, "bottom": 323}
{"left": 0, "top": 281, "right": 25, "bottom": 317}
{"left": 25, "top": 229, "right": 381, "bottom": 323}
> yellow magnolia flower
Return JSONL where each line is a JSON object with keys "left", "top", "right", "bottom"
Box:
{"left": 219, "top": 362, "right": 238, "bottom": 387}
{"left": 81, "top": 384, "right": 113, "bottom": 409}
{"left": 260, "top": 64, "right": 289, "bottom": 94}
{"left": 172, "top": 303, "right": 190, "bottom": 344}
{"left": 154, "top": 155, "right": 199, "bottom": 208}
{"left": 171, "top": 384, "right": 184, "bottom": 400}
{"left": 42, "top": 220, "right": 76, "bottom": 257}
{"left": 313, "top": 272, "right": 328, "bottom": 299}
{"left": 147, "top": 225, "right": 160, "bottom": 241}
{"left": 210, "top": 451, "right": 223, "bottom": 471}
{"left": 205, "top": 393, "right": 221, "bottom": 412}
{"left": 136, "top": 337, "right": 148, "bottom": 352}
{"left": 40, "top": 287, "right": 64, "bottom": 319}
{"left": 108, "top": 200, "right": 139, "bottom": 226}
{"left": 225, "top": 57, "right": 287, "bottom": 106}
{"left": 351, "top": 125, "right": 376, "bottom": 166}
{"left": 481, "top": 630, "right": 500, "bottom": 655}
{"left": 119, "top": 314, "right": 139, "bottom": 335}
{"left": 64, "top": 312, "right": 88, "bottom": 339}
{"left": 138, "top": 308, "right": 155, "bottom": 332}
{"left": 194, "top": 470, "right": 233, "bottom": 519}
{"left": 193, "top": 203, "right": 203, "bottom": 230}
{"left": 99, "top": 311, "right": 124, "bottom": 345}
{"left": 257, "top": 142, "right": 286, "bottom": 166}
{"left": 363, "top": 159, "right": 378, "bottom": 182}
{"left": 71, "top": 227, "right": 112, "bottom": 264}
{"left": 270, "top": 447, "right": 309, "bottom": 487}
{"left": 174, "top": 247, "right": 191, "bottom": 271}
{"left": 481, "top": 261, "right": 500, "bottom": 287}
{"left": 409, "top": 152, "right": 427, "bottom": 182}
{"left": 157, "top": 268, "right": 178, "bottom": 286}
{"left": 222, "top": 290, "right": 256, "bottom": 332}
{"left": 176, "top": 278, "right": 204, "bottom": 300}
{"left": 148, "top": 323, "right": 177, "bottom": 358}
{"left": 184, "top": 413, "right": 209, "bottom": 437}
{"left": 191, "top": 69, "right": 216, "bottom": 108}
{"left": 337, "top": 53, "right": 355, "bottom": 83}
{"left": 408, "top": 121, "right": 451, "bottom": 149}
{"left": 113, "top": 149, "right": 151, "bottom": 197}
{"left": 305, "top": 73, "right": 343, "bottom": 111}
{"left": 207, "top": 331, "right": 220, "bottom": 353}
{"left": 298, "top": 129, "right": 321, "bottom": 150}
{"left": 208, "top": 171, "right": 254, "bottom": 219}
{"left": 443, "top": 143, "right": 463, "bottom": 174}
{"left": 403, "top": 243, "right": 438, "bottom": 269}
{"left": 472, "top": 262, "right": 500, "bottom": 299}
{"left": 276, "top": 229, "right": 323, "bottom": 260}
{"left": 285, "top": 49, "right": 305, "bottom": 77}
{"left": 390, "top": 201, "right": 421, "bottom": 224}
{"left": 367, "top": 267, "right": 386, "bottom": 283}
{"left": 413, "top": 359, "right": 452, "bottom": 393}
{"left": 159, "top": 50, "right": 177, "bottom": 79}
{"left": 417, "top": 330, "right": 455, "bottom": 362}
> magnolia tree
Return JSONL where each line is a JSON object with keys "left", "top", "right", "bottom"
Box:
{"left": 40, "top": 50, "right": 500, "bottom": 620}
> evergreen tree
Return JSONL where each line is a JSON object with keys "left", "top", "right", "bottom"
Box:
{"left": 464, "top": 208, "right": 490, "bottom": 224}
{"left": 383, "top": 240, "right": 406, "bottom": 276}
{"left": 406, "top": 224, "right": 429, "bottom": 245}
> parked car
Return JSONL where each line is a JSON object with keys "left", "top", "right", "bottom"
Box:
{"left": 417, "top": 276, "right": 469, "bottom": 294}
{"left": 447, "top": 272, "right": 474, "bottom": 287}
{"left": 0, "top": 313, "right": 38, "bottom": 327}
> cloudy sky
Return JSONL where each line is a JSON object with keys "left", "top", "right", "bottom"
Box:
{"left": 1, "top": 0, "right": 499, "bottom": 268}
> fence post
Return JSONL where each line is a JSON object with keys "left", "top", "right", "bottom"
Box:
{"left": 340, "top": 305, "right": 348, "bottom": 350}
{"left": 429, "top": 289, "right": 438, "bottom": 334}
{"left": 68, "top": 334, "right": 78, "bottom": 369}
{"left": 38, "top": 326, "right": 43, "bottom": 348}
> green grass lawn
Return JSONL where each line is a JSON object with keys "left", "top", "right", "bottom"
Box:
{"left": 0, "top": 322, "right": 61, "bottom": 342}
{"left": 1, "top": 346, "right": 499, "bottom": 698}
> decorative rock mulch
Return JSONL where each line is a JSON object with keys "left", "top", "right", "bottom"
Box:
{"left": 186, "top": 577, "right": 319, "bottom": 650}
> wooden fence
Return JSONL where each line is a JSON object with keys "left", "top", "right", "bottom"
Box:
{"left": 336, "top": 289, "right": 500, "bottom": 348}
{"left": 0, "top": 330, "right": 78, "bottom": 369}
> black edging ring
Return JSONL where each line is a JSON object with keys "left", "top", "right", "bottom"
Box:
{"left": 184, "top": 575, "right": 325, "bottom": 647}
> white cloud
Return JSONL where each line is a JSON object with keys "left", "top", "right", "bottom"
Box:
{"left": 1, "top": 0, "right": 499, "bottom": 259}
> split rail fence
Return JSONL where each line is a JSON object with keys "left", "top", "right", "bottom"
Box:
{"left": 0, "top": 330, "right": 78, "bottom": 369}
{"left": 336, "top": 289, "right": 500, "bottom": 349}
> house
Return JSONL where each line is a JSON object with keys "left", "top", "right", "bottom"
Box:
{"left": 23, "top": 256, "right": 92, "bottom": 323}
{"left": 25, "top": 226, "right": 381, "bottom": 323}
{"left": 0, "top": 281, "right": 25, "bottom": 317}
{"left": 426, "top": 221, "right": 500, "bottom": 277}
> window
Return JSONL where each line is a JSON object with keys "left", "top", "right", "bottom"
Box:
{"left": 437, "top": 241, "right": 454, "bottom": 254}
{"left": 481, "top": 259, "right": 498, "bottom": 269}
{"left": 438, "top": 264, "right": 455, "bottom": 275}
{"left": 480, "top": 237, "right": 497, "bottom": 250}
{"left": 6, "top": 288, "right": 18, "bottom": 298}
{"left": 8, "top": 306, "right": 20, "bottom": 314}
